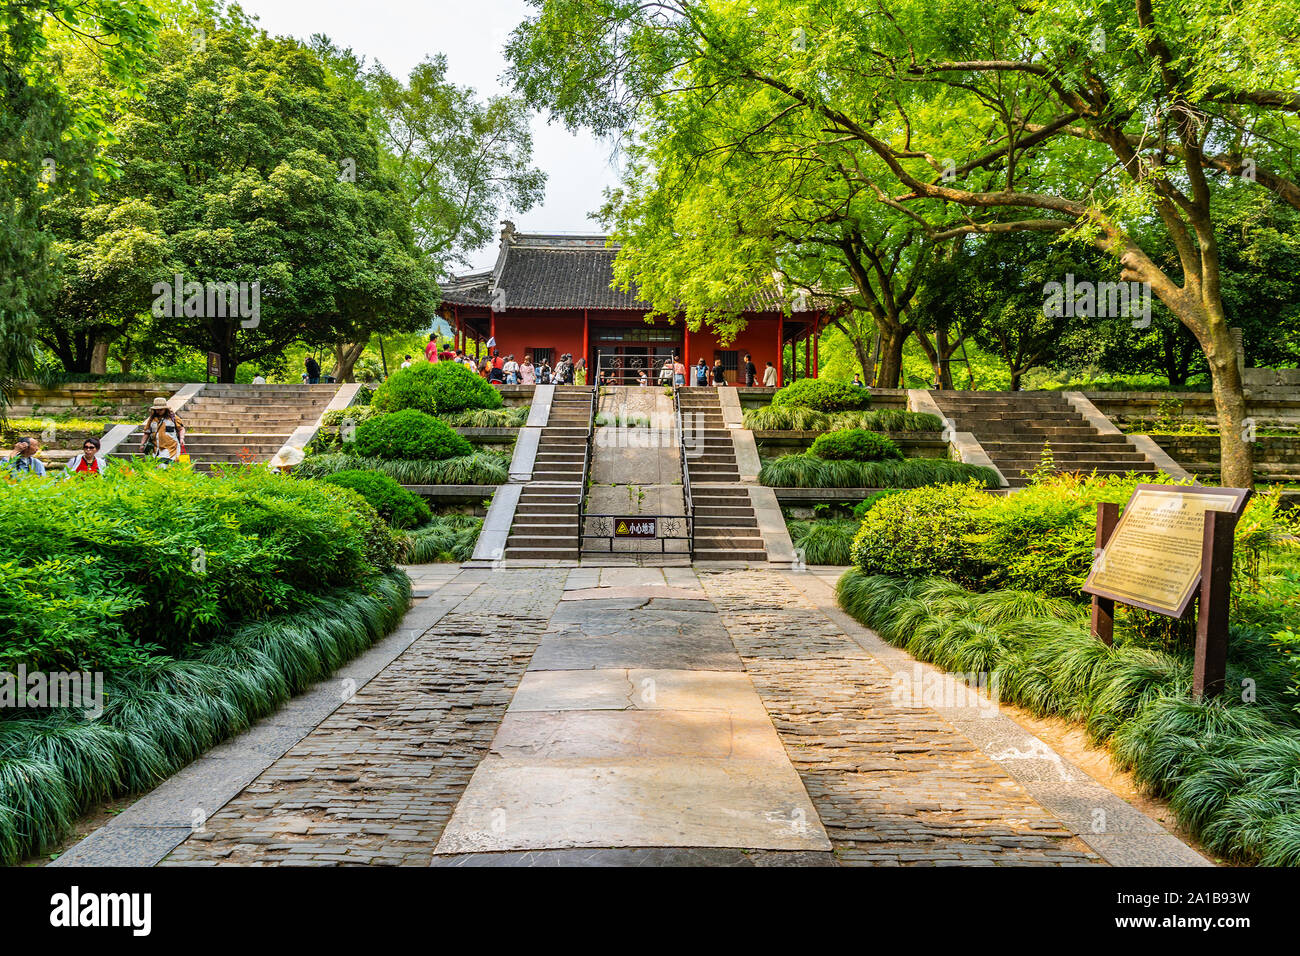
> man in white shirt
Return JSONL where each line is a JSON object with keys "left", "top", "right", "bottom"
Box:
{"left": 763, "top": 362, "right": 778, "bottom": 387}
{"left": 400, "top": 355, "right": 413, "bottom": 369}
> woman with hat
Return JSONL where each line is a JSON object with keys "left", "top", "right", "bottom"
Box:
{"left": 140, "top": 398, "right": 187, "bottom": 466}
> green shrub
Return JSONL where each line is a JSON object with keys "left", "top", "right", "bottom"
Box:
{"left": 849, "top": 481, "right": 993, "bottom": 585}
{"left": 295, "top": 452, "right": 509, "bottom": 485}
{"left": 759, "top": 455, "right": 1000, "bottom": 489}
{"left": 0, "top": 465, "right": 398, "bottom": 672}
{"left": 372, "top": 362, "right": 503, "bottom": 415}
{"left": 788, "top": 519, "right": 859, "bottom": 565}
{"left": 320, "top": 470, "right": 431, "bottom": 529}
{"left": 353, "top": 409, "right": 473, "bottom": 461}
{"left": 810, "top": 429, "right": 902, "bottom": 462}
{"left": 853, "top": 489, "right": 904, "bottom": 519}
{"left": 770, "top": 378, "right": 871, "bottom": 411}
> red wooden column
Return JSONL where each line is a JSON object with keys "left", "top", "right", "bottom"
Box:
{"left": 683, "top": 322, "right": 690, "bottom": 378}
{"left": 804, "top": 332, "right": 810, "bottom": 380}
{"left": 776, "top": 315, "right": 784, "bottom": 386}
{"left": 812, "top": 316, "right": 820, "bottom": 378}
{"left": 490, "top": 311, "right": 496, "bottom": 349}
{"left": 583, "top": 309, "right": 589, "bottom": 371}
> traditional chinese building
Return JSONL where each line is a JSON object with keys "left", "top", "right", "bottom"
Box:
{"left": 438, "top": 224, "right": 827, "bottom": 384}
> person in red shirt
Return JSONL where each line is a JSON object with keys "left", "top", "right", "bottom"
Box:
{"left": 492, "top": 349, "right": 504, "bottom": 371}
{"left": 66, "top": 437, "right": 107, "bottom": 476}
{"left": 424, "top": 333, "right": 439, "bottom": 362}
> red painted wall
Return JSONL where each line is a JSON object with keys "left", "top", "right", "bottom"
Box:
{"left": 478, "top": 309, "right": 791, "bottom": 384}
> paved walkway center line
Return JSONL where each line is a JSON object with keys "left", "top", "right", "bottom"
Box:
{"left": 432, "top": 567, "right": 833, "bottom": 855}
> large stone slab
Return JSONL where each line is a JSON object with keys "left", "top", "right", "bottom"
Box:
{"left": 528, "top": 630, "right": 743, "bottom": 671}
{"left": 562, "top": 586, "right": 705, "bottom": 602}
{"left": 508, "top": 668, "right": 770, "bottom": 719}
{"left": 433, "top": 758, "right": 832, "bottom": 853}
{"left": 491, "top": 710, "right": 782, "bottom": 761}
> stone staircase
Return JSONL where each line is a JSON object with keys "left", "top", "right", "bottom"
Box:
{"left": 503, "top": 387, "right": 594, "bottom": 561}
{"left": 930, "top": 391, "right": 1161, "bottom": 488}
{"left": 111, "top": 384, "right": 338, "bottom": 472}
{"left": 677, "top": 388, "right": 767, "bottom": 561}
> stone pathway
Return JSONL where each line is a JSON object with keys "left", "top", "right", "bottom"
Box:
{"left": 54, "top": 564, "right": 1209, "bottom": 867}
{"left": 432, "top": 567, "right": 830, "bottom": 856}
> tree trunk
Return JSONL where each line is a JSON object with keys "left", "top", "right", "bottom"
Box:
{"left": 1009, "top": 368, "right": 1023, "bottom": 391}
{"left": 333, "top": 341, "right": 367, "bottom": 383}
{"left": 1203, "top": 326, "right": 1253, "bottom": 488}
{"left": 875, "top": 325, "right": 909, "bottom": 388}
{"left": 90, "top": 339, "right": 110, "bottom": 375}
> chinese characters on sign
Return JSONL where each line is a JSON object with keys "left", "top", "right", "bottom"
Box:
{"left": 614, "top": 518, "right": 658, "bottom": 538}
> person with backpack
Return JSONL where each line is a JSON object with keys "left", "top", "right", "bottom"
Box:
{"left": 695, "top": 359, "right": 709, "bottom": 386}
{"left": 140, "top": 399, "right": 187, "bottom": 466}
{"left": 304, "top": 356, "right": 321, "bottom": 384}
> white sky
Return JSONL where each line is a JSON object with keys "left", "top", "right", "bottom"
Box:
{"left": 236, "top": 0, "right": 623, "bottom": 271}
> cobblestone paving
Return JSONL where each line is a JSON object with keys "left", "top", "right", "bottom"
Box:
{"left": 162, "top": 570, "right": 565, "bottom": 866}
{"left": 698, "top": 569, "right": 1103, "bottom": 867}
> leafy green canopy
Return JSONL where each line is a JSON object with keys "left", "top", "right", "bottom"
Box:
{"left": 0, "top": 0, "right": 160, "bottom": 407}
{"left": 42, "top": 13, "right": 438, "bottom": 380}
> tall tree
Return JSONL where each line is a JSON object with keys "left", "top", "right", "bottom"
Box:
{"left": 44, "top": 15, "right": 438, "bottom": 382}
{"left": 0, "top": 0, "right": 158, "bottom": 407}
{"left": 507, "top": 0, "right": 1300, "bottom": 486}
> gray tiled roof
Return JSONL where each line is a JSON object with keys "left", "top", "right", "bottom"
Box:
{"left": 440, "top": 233, "right": 817, "bottom": 313}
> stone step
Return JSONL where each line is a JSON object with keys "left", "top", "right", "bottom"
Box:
{"left": 693, "top": 548, "right": 768, "bottom": 562}
{"left": 694, "top": 506, "right": 756, "bottom": 519}
{"left": 504, "top": 547, "right": 579, "bottom": 560}
{"left": 507, "top": 534, "right": 578, "bottom": 549}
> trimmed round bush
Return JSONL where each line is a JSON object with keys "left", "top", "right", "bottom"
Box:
{"left": 353, "top": 410, "right": 473, "bottom": 461}
{"left": 372, "top": 362, "right": 503, "bottom": 415}
{"left": 320, "top": 470, "right": 431, "bottom": 529}
{"left": 849, "top": 481, "right": 993, "bottom": 584}
{"left": 810, "top": 429, "right": 902, "bottom": 461}
{"left": 771, "top": 378, "right": 870, "bottom": 411}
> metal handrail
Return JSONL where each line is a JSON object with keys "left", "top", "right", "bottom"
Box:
{"left": 594, "top": 349, "right": 677, "bottom": 387}
{"left": 674, "top": 385, "right": 695, "bottom": 560}
{"left": 576, "top": 382, "right": 597, "bottom": 549}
